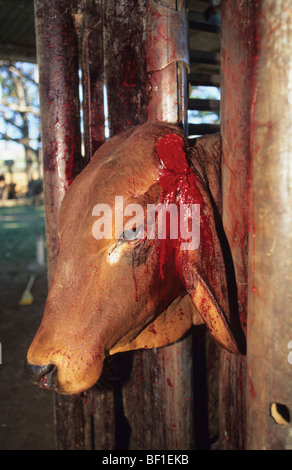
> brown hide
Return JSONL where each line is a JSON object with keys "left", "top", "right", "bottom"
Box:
{"left": 26, "top": 123, "right": 239, "bottom": 395}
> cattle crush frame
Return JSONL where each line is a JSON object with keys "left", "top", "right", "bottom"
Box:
{"left": 34, "top": 0, "right": 292, "bottom": 450}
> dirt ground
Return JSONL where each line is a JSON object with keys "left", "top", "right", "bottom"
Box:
{"left": 0, "top": 268, "right": 56, "bottom": 450}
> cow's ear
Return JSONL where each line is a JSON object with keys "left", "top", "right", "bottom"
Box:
{"left": 155, "top": 131, "right": 239, "bottom": 354}
{"left": 109, "top": 293, "right": 202, "bottom": 355}
{"left": 176, "top": 177, "right": 239, "bottom": 355}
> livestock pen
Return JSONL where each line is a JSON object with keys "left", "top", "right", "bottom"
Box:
{"left": 0, "top": 0, "right": 291, "bottom": 451}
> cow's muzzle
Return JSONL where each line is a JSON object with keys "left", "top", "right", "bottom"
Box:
{"left": 24, "top": 361, "right": 57, "bottom": 391}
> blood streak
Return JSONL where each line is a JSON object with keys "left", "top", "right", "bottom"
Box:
{"left": 156, "top": 133, "right": 189, "bottom": 174}
{"left": 156, "top": 133, "right": 214, "bottom": 273}
{"left": 41, "top": 375, "right": 48, "bottom": 389}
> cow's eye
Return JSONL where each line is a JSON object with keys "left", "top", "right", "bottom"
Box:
{"left": 117, "top": 225, "right": 144, "bottom": 244}
{"left": 108, "top": 225, "right": 144, "bottom": 265}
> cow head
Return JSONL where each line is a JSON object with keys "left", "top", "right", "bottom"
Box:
{"left": 26, "top": 122, "right": 239, "bottom": 395}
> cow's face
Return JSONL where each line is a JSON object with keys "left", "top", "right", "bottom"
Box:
{"left": 26, "top": 123, "right": 239, "bottom": 395}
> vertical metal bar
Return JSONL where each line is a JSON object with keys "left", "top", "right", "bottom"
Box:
{"left": 34, "top": 0, "right": 82, "bottom": 281}
{"left": 80, "top": 0, "right": 105, "bottom": 164}
{"left": 103, "top": 0, "right": 149, "bottom": 137}
{"left": 146, "top": 0, "right": 189, "bottom": 132}
{"left": 220, "top": 0, "right": 255, "bottom": 449}
{"left": 33, "top": 0, "right": 85, "bottom": 449}
{"left": 79, "top": 0, "right": 116, "bottom": 450}
{"left": 246, "top": 0, "right": 292, "bottom": 450}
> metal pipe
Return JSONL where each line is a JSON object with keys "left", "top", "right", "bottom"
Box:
{"left": 146, "top": 0, "right": 189, "bottom": 132}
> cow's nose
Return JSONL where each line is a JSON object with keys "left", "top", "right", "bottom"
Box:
{"left": 24, "top": 360, "right": 57, "bottom": 391}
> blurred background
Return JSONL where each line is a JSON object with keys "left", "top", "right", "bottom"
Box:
{"left": 0, "top": 60, "right": 55, "bottom": 450}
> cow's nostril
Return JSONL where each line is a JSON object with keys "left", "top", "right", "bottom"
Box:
{"left": 24, "top": 360, "right": 57, "bottom": 391}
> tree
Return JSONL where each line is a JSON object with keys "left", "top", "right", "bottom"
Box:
{"left": 0, "top": 61, "right": 41, "bottom": 186}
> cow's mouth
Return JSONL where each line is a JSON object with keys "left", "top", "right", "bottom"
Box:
{"left": 24, "top": 361, "right": 58, "bottom": 391}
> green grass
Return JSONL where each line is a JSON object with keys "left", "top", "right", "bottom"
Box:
{"left": 0, "top": 203, "right": 46, "bottom": 273}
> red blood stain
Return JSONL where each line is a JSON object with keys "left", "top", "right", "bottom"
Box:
{"left": 41, "top": 375, "right": 48, "bottom": 389}
{"left": 156, "top": 133, "right": 214, "bottom": 280}
{"left": 148, "top": 324, "right": 157, "bottom": 335}
{"left": 248, "top": 376, "right": 257, "bottom": 399}
{"left": 156, "top": 134, "right": 188, "bottom": 174}
{"left": 166, "top": 378, "right": 173, "bottom": 388}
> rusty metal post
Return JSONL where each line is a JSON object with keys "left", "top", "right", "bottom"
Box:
{"left": 220, "top": 0, "right": 255, "bottom": 449}
{"left": 33, "top": 0, "right": 87, "bottom": 449}
{"left": 34, "top": 0, "right": 82, "bottom": 280}
{"left": 79, "top": 0, "right": 105, "bottom": 164}
{"left": 102, "top": 0, "right": 149, "bottom": 136}
{"left": 246, "top": 0, "right": 292, "bottom": 450}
